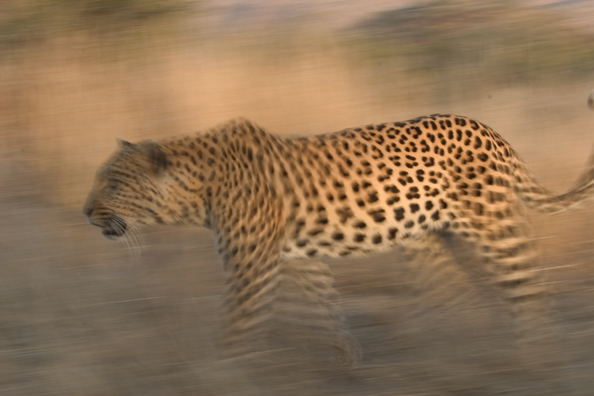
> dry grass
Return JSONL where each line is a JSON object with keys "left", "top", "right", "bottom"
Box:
{"left": 2, "top": 35, "right": 594, "bottom": 395}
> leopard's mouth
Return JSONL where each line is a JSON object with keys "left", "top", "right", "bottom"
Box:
{"left": 87, "top": 214, "right": 128, "bottom": 240}
{"left": 101, "top": 225, "right": 126, "bottom": 240}
{"left": 102, "top": 215, "right": 128, "bottom": 240}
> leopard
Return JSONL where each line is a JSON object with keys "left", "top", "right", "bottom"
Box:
{"left": 83, "top": 112, "right": 594, "bottom": 380}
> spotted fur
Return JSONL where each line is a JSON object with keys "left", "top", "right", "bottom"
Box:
{"left": 84, "top": 114, "right": 594, "bottom": 369}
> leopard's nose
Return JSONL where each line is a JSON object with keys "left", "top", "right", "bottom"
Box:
{"left": 83, "top": 207, "right": 93, "bottom": 217}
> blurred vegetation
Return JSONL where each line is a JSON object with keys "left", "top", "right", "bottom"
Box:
{"left": 0, "top": 0, "right": 198, "bottom": 56}
{"left": 345, "top": 0, "right": 594, "bottom": 86}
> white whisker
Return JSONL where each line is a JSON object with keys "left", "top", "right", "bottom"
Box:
{"left": 116, "top": 216, "right": 144, "bottom": 263}
{"left": 112, "top": 216, "right": 137, "bottom": 262}
{"left": 126, "top": 224, "right": 145, "bottom": 263}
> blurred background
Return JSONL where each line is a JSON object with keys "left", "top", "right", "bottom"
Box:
{"left": 2, "top": 0, "right": 594, "bottom": 394}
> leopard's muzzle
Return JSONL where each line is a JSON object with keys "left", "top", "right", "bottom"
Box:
{"left": 84, "top": 208, "right": 128, "bottom": 240}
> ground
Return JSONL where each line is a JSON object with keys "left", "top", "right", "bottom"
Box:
{"left": 2, "top": 182, "right": 594, "bottom": 395}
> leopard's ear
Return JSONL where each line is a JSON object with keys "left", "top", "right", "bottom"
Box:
{"left": 138, "top": 140, "right": 168, "bottom": 174}
{"left": 117, "top": 138, "right": 134, "bottom": 148}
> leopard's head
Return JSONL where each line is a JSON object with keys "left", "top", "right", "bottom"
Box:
{"left": 83, "top": 139, "right": 170, "bottom": 240}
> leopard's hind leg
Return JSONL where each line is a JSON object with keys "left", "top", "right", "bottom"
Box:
{"left": 448, "top": 209, "right": 572, "bottom": 394}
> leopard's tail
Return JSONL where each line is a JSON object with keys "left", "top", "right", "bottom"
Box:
{"left": 515, "top": 153, "right": 594, "bottom": 214}
{"left": 515, "top": 91, "right": 594, "bottom": 214}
